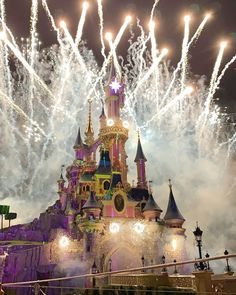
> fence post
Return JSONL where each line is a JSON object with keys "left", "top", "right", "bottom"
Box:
{"left": 193, "top": 271, "right": 213, "bottom": 294}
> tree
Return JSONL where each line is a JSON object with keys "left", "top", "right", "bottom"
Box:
{"left": 5, "top": 213, "right": 17, "bottom": 228}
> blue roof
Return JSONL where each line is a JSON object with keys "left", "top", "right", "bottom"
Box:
{"left": 128, "top": 188, "right": 149, "bottom": 202}
{"left": 164, "top": 186, "right": 185, "bottom": 221}
{"left": 80, "top": 171, "right": 95, "bottom": 182}
{"left": 143, "top": 194, "right": 162, "bottom": 212}
{"left": 74, "top": 127, "right": 83, "bottom": 148}
{"left": 134, "top": 138, "right": 147, "bottom": 162}
{"left": 82, "top": 191, "right": 100, "bottom": 209}
{"left": 96, "top": 150, "right": 111, "bottom": 175}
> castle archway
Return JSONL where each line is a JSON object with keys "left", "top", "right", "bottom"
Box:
{"left": 104, "top": 243, "right": 141, "bottom": 271}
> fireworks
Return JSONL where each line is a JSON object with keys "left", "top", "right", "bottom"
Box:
{"left": 0, "top": 1, "right": 235, "bottom": 255}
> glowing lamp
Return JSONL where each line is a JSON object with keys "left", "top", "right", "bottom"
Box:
{"left": 107, "top": 118, "right": 114, "bottom": 127}
{"left": 205, "top": 13, "right": 211, "bottom": 19}
{"left": 220, "top": 41, "right": 227, "bottom": 49}
{"left": 109, "top": 222, "right": 120, "bottom": 233}
{"left": 171, "top": 238, "right": 177, "bottom": 251}
{"left": 105, "top": 32, "right": 112, "bottom": 41}
{"left": 161, "top": 48, "right": 169, "bottom": 56}
{"left": 184, "top": 15, "right": 191, "bottom": 22}
{"left": 83, "top": 1, "right": 89, "bottom": 9}
{"left": 125, "top": 15, "right": 132, "bottom": 23}
{"left": 122, "top": 120, "right": 129, "bottom": 129}
{"left": 134, "top": 222, "right": 145, "bottom": 234}
{"left": 59, "top": 235, "right": 70, "bottom": 248}
{"left": 59, "top": 20, "right": 66, "bottom": 29}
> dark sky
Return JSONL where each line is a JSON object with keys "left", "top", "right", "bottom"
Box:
{"left": 4, "top": 0, "right": 236, "bottom": 112}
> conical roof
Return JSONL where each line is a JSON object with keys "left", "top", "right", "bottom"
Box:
{"left": 164, "top": 182, "right": 185, "bottom": 221}
{"left": 74, "top": 127, "right": 83, "bottom": 148}
{"left": 58, "top": 173, "right": 65, "bottom": 182}
{"left": 96, "top": 150, "right": 111, "bottom": 174}
{"left": 99, "top": 104, "right": 106, "bottom": 118}
{"left": 143, "top": 194, "right": 162, "bottom": 212}
{"left": 134, "top": 137, "right": 147, "bottom": 162}
{"left": 82, "top": 191, "right": 101, "bottom": 209}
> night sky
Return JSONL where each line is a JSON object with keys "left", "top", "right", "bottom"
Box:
{"left": 4, "top": 0, "right": 236, "bottom": 112}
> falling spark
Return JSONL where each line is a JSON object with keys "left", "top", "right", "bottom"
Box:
{"left": 97, "top": 0, "right": 106, "bottom": 60}
{"left": 180, "top": 15, "right": 190, "bottom": 93}
{"left": 75, "top": 1, "right": 89, "bottom": 46}
{"left": 0, "top": 33, "right": 56, "bottom": 101}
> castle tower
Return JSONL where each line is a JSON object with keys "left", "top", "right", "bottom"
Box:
{"left": 143, "top": 193, "right": 162, "bottom": 221}
{"left": 99, "top": 60, "right": 128, "bottom": 184}
{"left": 134, "top": 133, "right": 147, "bottom": 189}
{"left": 164, "top": 180, "right": 185, "bottom": 228}
{"left": 57, "top": 169, "right": 65, "bottom": 194}
{"left": 82, "top": 191, "right": 101, "bottom": 219}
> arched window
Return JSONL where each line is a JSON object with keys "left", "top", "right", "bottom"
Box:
{"left": 140, "top": 202, "right": 146, "bottom": 211}
{"left": 103, "top": 180, "right": 110, "bottom": 190}
{"left": 86, "top": 185, "right": 90, "bottom": 191}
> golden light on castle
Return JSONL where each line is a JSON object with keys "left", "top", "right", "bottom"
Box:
{"left": 109, "top": 222, "right": 120, "bottom": 233}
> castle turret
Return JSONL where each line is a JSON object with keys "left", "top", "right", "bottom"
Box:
{"left": 82, "top": 191, "right": 101, "bottom": 219}
{"left": 84, "top": 99, "right": 94, "bottom": 146}
{"left": 57, "top": 171, "right": 65, "bottom": 194}
{"left": 73, "top": 127, "right": 84, "bottom": 160}
{"left": 143, "top": 193, "right": 162, "bottom": 221}
{"left": 134, "top": 133, "right": 147, "bottom": 189}
{"left": 164, "top": 180, "right": 185, "bottom": 228}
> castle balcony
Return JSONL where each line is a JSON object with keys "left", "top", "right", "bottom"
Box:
{"left": 99, "top": 125, "right": 128, "bottom": 141}
{"left": 77, "top": 218, "right": 104, "bottom": 233}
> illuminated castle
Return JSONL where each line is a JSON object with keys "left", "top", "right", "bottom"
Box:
{"left": 2, "top": 63, "right": 187, "bottom": 286}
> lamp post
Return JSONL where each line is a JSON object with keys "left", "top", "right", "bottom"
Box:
{"left": 224, "top": 250, "right": 231, "bottom": 273}
{"left": 91, "top": 260, "right": 97, "bottom": 287}
{"left": 141, "top": 255, "right": 145, "bottom": 272}
{"left": 162, "top": 255, "right": 167, "bottom": 273}
{"left": 205, "top": 252, "right": 210, "bottom": 271}
{"left": 193, "top": 224, "right": 205, "bottom": 270}
{"left": 173, "top": 259, "right": 178, "bottom": 274}
{"left": 108, "top": 258, "right": 112, "bottom": 272}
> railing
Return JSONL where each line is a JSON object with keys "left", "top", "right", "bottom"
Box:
{"left": 2, "top": 253, "right": 236, "bottom": 294}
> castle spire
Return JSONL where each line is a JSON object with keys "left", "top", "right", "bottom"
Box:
{"left": 134, "top": 132, "right": 147, "bottom": 162}
{"left": 134, "top": 132, "right": 147, "bottom": 188}
{"left": 74, "top": 127, "right": 83, "bottom": 149}
{"left": 99, "top": 100, "right": 106, "bottom": 129}
{"left": 84, "top": 99, "right": 94, "bottom": 146}
{"left": 164, "top": 179, "right": 185, "bottom": 227}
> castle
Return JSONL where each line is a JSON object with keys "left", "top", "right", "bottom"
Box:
{"left": 1, "top": 63, "right": 187, "bottom": 290}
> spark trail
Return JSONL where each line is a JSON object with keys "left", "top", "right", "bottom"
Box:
{"left": 75, "top": 1, "right": 89, "bottom": 46}
{"left": 180, "top": 15, "right": 190, "bottom": 93}
{"left": 0, "top": 34, "right": 56, "bottom": 101}
{"left": 97, "top": 0, "right": 106, "bottom": 61}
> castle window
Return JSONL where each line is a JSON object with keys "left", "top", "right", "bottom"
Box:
{"left": 103, "top": 180, "right": 110, "bottom": 190}
{"left": 86, "top": 245, "right": 91, "bottom": 252}
{"left": 86, "top": 185, "right": 90, "bottom": 191}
